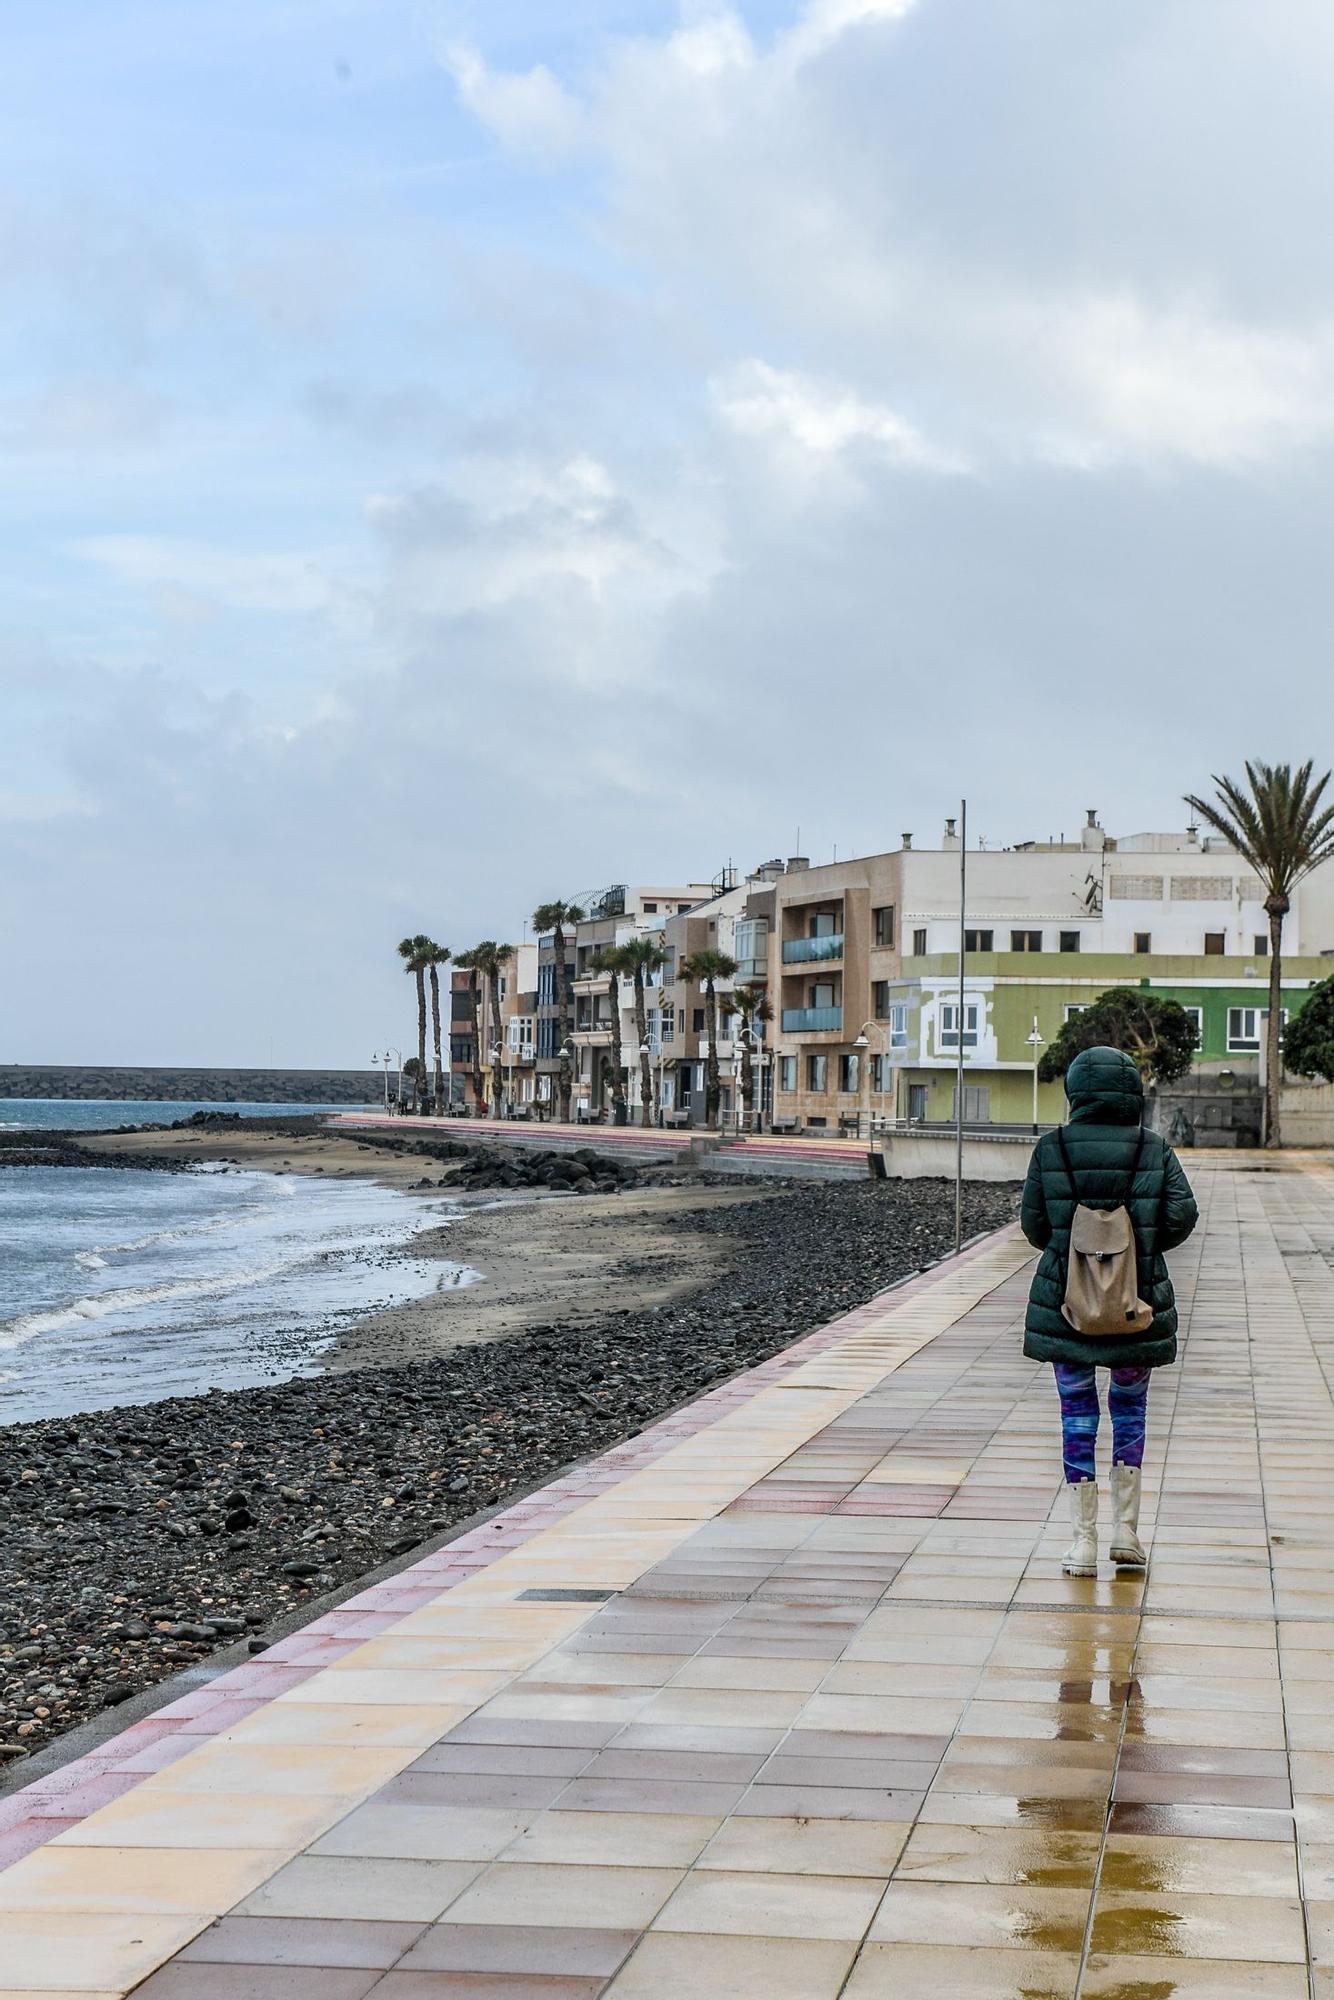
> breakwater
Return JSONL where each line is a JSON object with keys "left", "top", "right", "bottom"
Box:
{"left": 0, "top": 1066, "right": 382, "bottom": 1104}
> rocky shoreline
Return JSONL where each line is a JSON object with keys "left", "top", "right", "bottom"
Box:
{"left": 1, "top": 1172, "right": 1019, "bottom": 1768}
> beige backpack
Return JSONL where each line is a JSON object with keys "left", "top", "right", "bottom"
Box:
{"left": 1056, "top": 1127, "right": 1154, "bottom": 1337}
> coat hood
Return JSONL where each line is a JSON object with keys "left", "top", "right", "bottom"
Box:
{"left": 1064, "top": 1045, "right": 1144, "bottom": 1125}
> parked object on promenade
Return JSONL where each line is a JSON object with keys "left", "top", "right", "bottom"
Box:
{"left": 1186, "top": 759, "right": 1334, "bottom": 1148}
{"left": 1020, "top": 1045, "right": 1198, "bottom": 1575}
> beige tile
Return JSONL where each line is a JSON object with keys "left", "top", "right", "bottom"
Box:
{"left": 311, "top": 1803, "right": 531, "bottom": 1860}
{"left": 507, "top": 1811, "right": 720, "bottom": 1868}
{"left": 652, "top": 1867, "right": 885, "bottom": 1940}
{"left": 0, "top": 1845, "right": 271, "bottom": 1915}
{"left": 147, "top": 1739, "right": 407, "bottom": 1797}
{"left": 1082, "top": 1957, "right": 1308, "bottom": 1996}
{"left": 698, "top": 1817, "right": 908, "bottom": 1879}
{"left": 0, "top": 1911, "right": 210, "bottom": 1991}
{"left": 894, "top": 1824, "right": 1100, "bottom": 1887}
{"left": 636, "top": 1687, "right": 808, "bottom": 1727}
{"left": 1090, "top": 1889, "right": 1306, "bottom": 1962}
{"left": 232, "top": 1852, "right": 482, "bottom": 1920}
{"left": 869, "top": 1879, "right": 1090, "bottom": 1952}
{"left": 51, "top": 1787, "right": 336, "bottom": 1852}
{"left": 799, "top": 1693, "right": 968, "bottom": 1736}
{"left": 671, "top": 1655, "right": 829, "bottom": 1693}
{"left": 223, "top": 1701, "right": 466, "bottom": 1748}
{"left": 843, "top": 1942, "right": 1080, "bottom": 1999}
{"left": 446, "top": 1859, "right": 683, "bottom": 1927}
{"left": 603, "top": 1931, "right": 855, "bottom": 1998}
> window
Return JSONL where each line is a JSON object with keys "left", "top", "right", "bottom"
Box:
{"left": 1059, "top": 931, "right": 1081, "bottom": 954}
{"left": 964, "top": 929, "right": 994, "bottom": 953}
{"left": 873, "top": 905, "right": 895, "bottom": 948}
{"left": 1064, "top": 1004, "right": 1086, "bottom": 1022}
{"left": 1254, "top": 935, "right": 1269, "bottom": 957}
{"left": 507, "top": 1016, "right": 535, "bottom": 1055}
{"left": 811, "top": 981, "right": 835, "bottom": 1009}
{"left": 869, "top": 1054, "right": 885, "bottom": 1091}
{"left": 872, "top": 980, "right": 890, "bottom": 1019}
{"left": 692, "top": 1007, "right": 705, "bottom": 1033}
{"left": 912, "top": 927, "right": 928, "bottom": 955}
{"left": 809, "top": 910, "right": 838, "bottom": 938}
{"left": 643, "top": 902, "right": 658, "bottom": 914}
{"left": 1204, "top": 932, "right": 1226, "bottom": 956}
{"left": 677, "top": 902, "right": 692, "bottom": 912}
{"left": 888, "top": 1002, "right": 908, "bottom": 1049}
{"left": 1134, "top": 932, "right": 1152, "bottom": 954}
{"left": 779, "top": 1055, "right": 797, "bottom": 1093}
{"left": 939, "top": 1001, "right": 980, "bottom": 1050}
{"left": 660, "top": 1005, "right": 675, "bottom": 1042}
{"left": 839, "top": 1053, "right": 859, "bottom": 1093}
{"left": 1182, "top": 1005, "right": 1202, "bottom": 1045}
{"left": 1010, "top": 930, "right": 1043, "bottom": 953}
{"left": 808, "top": 1053, "right": 828, "bottom": 1093}
{"left": 1228, "top": 1006, "right": 1286, "bottom": 1052}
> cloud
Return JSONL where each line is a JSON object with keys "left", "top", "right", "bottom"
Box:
{"left": 72, "top": 536, "right": 340, "bottom": 615}
{"left": 439, "top": 41, "right": 584, "bottom": 157}
{"left": 711, "top": 358, "right": 968, "bottom": 477}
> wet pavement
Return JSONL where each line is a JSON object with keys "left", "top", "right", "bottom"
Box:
{"left": 3, "top": 1162, "right": 1334, "bottom": 1996}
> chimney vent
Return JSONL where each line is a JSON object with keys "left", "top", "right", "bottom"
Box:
{"left": 901, "top": 832, "right": 913, "bottom": 851}
{"left": 786, "top": 854, "right": 809, "bottom": 873}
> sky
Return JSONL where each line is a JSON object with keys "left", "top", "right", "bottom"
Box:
{"left": 5, "top": 0, "right": 1334, "bottom": 1066}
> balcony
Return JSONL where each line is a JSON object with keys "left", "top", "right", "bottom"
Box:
{"left": 782, "top": 1006, "right": 843, "bottom": 1034}
{"left": 783, "top": 934, "right": 844, "bottom": 965}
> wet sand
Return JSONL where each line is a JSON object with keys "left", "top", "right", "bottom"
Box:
{"left": 80, "top": 1123, "right": 450, "bottom": 1189}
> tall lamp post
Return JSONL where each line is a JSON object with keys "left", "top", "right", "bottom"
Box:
{"left": 371, "top": 1048, "right": 402, "bottom": 1111}
{"left": 1026, "top": 1016, "right": 1045, "bottom": 1135}
{"left": 852, "top": 1022, "right": 889, "bottom": 1140}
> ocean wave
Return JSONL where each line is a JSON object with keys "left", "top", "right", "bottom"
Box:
{"left": 0, "top": 1245, "right": 323, "bottom": 1353}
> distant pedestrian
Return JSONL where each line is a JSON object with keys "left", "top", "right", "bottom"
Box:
{"left": 1021, "top": 1046, "right": 1198, "bottom": 1576}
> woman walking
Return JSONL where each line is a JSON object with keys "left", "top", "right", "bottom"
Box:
{"left": 1021, "top": 1045, "right": 1198, "bottom": 1575}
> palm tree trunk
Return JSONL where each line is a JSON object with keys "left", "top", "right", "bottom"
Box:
{"left": 740, "top": 1018, "right": 754, "bottom": 1129}
{"left": 429, "top": 965, "right": 443, "bottom": 1116}
{"left": 467, "top": 977, "right": 484, "bottom": 1114}
{"left": 633, "top": 968, "right": 653, "bottom": 1127}
{"left": 1266, "top": 900, "right": 1286, "bottom": 1148}
{"left": 415, "top": 969, "right": 428, "bottom": 1115}
{"left": 488, "top": 968, "right": 504, "bottom": 1119}
{"left": 704, "top": 978, "right": 721, "bottom": 1129}
{"left": 607, "top": 973, "right": 625, "bottom": 1120}
{"left": 555, "top": 921, "right": 572, "bottom": 1122}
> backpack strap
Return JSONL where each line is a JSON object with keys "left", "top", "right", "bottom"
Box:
{"left": 1125, "top": 1124, "right": 1149, "bottom": 1202}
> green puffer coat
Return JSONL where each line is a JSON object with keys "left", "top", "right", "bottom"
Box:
{"left": 1021, "top": 1045, "right": 1199, "bottom": 1369}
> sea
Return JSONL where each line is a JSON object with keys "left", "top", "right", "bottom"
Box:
{"left": 0, "top": 1101, "right": 474, "bottom": 1425}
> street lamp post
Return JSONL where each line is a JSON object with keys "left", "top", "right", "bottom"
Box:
{"left": 1026, "top": 1015, "right": 1045, "bottom": 1135}
{"left": 371, "top": 1048, "right": 402, "bottom": 1112}
{"left": 852, "top": 1022, "right": 889, "bottom": 1141}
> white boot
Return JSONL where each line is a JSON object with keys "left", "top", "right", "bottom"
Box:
{"left": 1110, "top": 1463, "right": 1146, "bottom": 1568}
{"left": 1062, "top": 1478, "right": 1098, "bottom": 1577}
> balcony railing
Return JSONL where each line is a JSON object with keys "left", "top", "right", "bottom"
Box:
{"left": 781, "top": 1006, "right": 843, "bottom": 1034}
{"left": 783, "top": 934, "right": 844, "bottom": 965}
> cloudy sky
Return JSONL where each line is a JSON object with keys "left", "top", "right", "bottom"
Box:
{"left": 4, "top": 0, "right": 1334, "bottom": 1066}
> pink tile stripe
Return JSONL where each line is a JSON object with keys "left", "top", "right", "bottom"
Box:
{"left": 335, "top": 1109, "right": 872, "bottom": 1163}
{"left": 0, "top": 1222, "right": 1016, "bottom": 1874}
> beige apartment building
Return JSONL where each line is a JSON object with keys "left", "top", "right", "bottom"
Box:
{"left": 656, "top": 862, "right": 782, "bottom": 1124}
{"left": 768, "top": 813, "right": 1334, "bottom": 1135}
{"left": 570, "top": 882, "right": 713, "bottom": 1119}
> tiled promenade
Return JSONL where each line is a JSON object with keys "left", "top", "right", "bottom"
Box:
{"left": 5, "top": 1163, "right": 1334, "bottom": 1995}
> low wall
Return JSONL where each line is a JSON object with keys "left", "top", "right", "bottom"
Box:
{"left": 881, "top": 1129, "right": 1033, "bottom": 1182}
{"left": 1279, "top": 1080, "right": 1334, "bottom": 1148}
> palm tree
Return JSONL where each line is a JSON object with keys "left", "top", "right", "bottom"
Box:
{"left": 589, "top": 947, "right": 628, "bottom": 1122}
{"left": 397, "top": 935, "right": 433, "bottom": 1114}
{"left": 679, "top": 949, "right": 738, "bottom": 1129}
{"left": 532, "top": 900, "right": 585, "bottom": 1120}
{"left": 470, "top": 941, "right": 514, "bottom": 1120}
{"left": 732, "top": 983, "right": 773, "bottom": 1130}
{"left": 1186, "top": 760, "right": 1334, "bottom": 1147}
{"left": 401, "top": 1056, "right": 425, "bottom": 1113}
{"left": 616, "top": 937, "right": 669, "bottom": 1126}
{"left": 424, "top": 941, "right": 451, "bottom": 1115}
{"left": 452, "top": 947, "right": 487, "bottom": 1114}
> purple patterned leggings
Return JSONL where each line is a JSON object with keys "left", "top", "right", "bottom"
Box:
{"left": 1053, "top": 1364, "right": 1151, "bottom": 1484}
